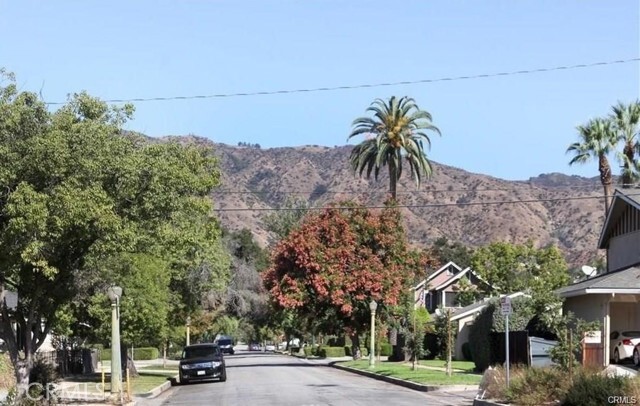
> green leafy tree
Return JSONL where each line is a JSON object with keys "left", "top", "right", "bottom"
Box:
{"left": 546, "top": 311, "right": 600, "bottom": 373}
{"left": 454, "top": 277, "right": 482, "bottom": 307}
{"left": 86, "top": 254, "right": 171, "bottom": 348}
{"left": 262, "top": 198, "right": 309, "bottom": 242}
{"left": 470, "top": 241, "right": 569, "bottom": 296}
{"left": 429, "top": 237, "right": 474, "bottom": 268}
{"left": 404, "top": 307, "right": 431, "bottom": 370}
{"left": 610, "top": 100, "right": 640, "bottom": 188}
{"left": 567, "top": 117, "right": 618, "bottom": 213}
{"left": 433, "top": 308, "right": 458, "bottom": 361}
{"left": 0, "top": 70, "right": 229, "bottom": 395}
{"left": 347, "top": 96, "right": 441, "bottom": 200}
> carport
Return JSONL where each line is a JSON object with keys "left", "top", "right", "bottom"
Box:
{"left": 556, "top": 266, "right": 640, "bottom": 367}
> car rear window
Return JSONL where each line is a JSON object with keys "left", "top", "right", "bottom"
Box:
{"left": 182, "top": 346, "right": 219, "bottom": 359}
{"left": 622, "top": 331, "right": 640, "bottom": 338}
{"left": 217, "top": 339, "right": 232, "bottom": 345}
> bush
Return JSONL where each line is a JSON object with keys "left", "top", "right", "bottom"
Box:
{"left": 469, "top": 296, "right": 536, "bottom": 371}
{"left": 563, "top": 370, "right": 630, "bottom": 406}
{"left": 100, "top": 349, "right": 111, "bottom": 362}
{"left": 130, "top": 347, "right": 159, "bottom": 360}
{"left": 29, "top": 358, "right": 60, "bottom": 400}
{"left": 344, "top": 346, "right": 368, "bottom": 357}
{"left": 506, "top": 367, "right": 570, "bottom": 405}
{"left": 461, "top": 342, "right": 472, "bottom": 361}
{"left": 318, "top": 347, "right": 346, "bottom": 358}
{"left": 380, "top": 343, "right": 393, "bottom": 357}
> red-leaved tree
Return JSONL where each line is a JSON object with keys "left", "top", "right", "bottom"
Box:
{"left": 262, "top": 201, "right": 429, "bottom": 352}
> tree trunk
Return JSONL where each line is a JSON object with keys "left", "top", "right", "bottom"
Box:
{"left": 623, "top": 142, "right": 635, "bottom": 188}
{"left": 599, "top": 155, "right": 613, "bottom": 213}
{"left": 122, "top": 345, "right": 139, "bottom": 378}
{"left": 389, "top": 165, "right": 398, "bottom": 201}
{"left": 14, "top": 357, "right": 32, "bottom": 398}
{"left": 350, "top": 333, "right": 361, "bottom": 360}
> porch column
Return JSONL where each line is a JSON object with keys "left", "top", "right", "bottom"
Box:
{"left": 603, "top": 296, "right": 611, "bottom": 367}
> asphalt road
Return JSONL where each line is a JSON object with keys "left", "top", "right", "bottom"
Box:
{"left": 151, "top": 351, "right": 477, "bottom": 406}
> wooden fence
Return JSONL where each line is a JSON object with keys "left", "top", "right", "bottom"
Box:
{"left": 582, "top": 342, "right": 604, "bottom": 368}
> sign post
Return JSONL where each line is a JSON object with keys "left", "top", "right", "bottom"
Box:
{"left": 500, "top": 296, "right": 512, "bottom": 388}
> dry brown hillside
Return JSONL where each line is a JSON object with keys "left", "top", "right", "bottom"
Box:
{"left": 165, "top": 135, "right": 606, "bottom": 268}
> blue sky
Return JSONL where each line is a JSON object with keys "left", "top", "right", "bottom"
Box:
{"left": 1, "top": 1, "right": 638, "bottom": 180}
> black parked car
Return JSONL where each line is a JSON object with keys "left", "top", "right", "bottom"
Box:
{"left": 179, "top": 343, "right": 227, "bottom": 384}
{"left": 215, "top": 338, "right": 235, "bottom": 355}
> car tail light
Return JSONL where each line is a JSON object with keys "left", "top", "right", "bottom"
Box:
{"left": 622, "top": 339, "right": 633, "bottom": 346}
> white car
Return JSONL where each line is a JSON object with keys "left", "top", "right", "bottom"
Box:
{"left": 610, "top": 330, "right": 640, "bottom": 363}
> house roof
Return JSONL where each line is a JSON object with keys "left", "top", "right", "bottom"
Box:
{"left": 432, "top": 266, "right": 491, "bottom": 291}
{"left": 426, "top": 261, "right": 462, "bottom": 282}
{"left": 556, "top": 265, "right": 640, "bottom": 298}
{"left": 449, "top": 291, "right": 527, "bottom": 322}
{"left": 598, "top": 189, "right": 640, "bottom": 249}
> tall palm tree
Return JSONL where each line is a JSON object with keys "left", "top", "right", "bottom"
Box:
{"left": 347, "top": 96, "right": 440, "bottom": 200}
{"left": 610, "top": 100, "right": 640, "bottom": 188}
{"left": 567, "top": 118, "right": 618, "bottom": 213}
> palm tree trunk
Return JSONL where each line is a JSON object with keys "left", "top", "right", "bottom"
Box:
{"left": 599, "top": 155, "right": 613, "bottom": 213}
{"left": 389, "top": 165, "right": 397, "bottom": 201}
{"left": 623, "top": 141, "right": 635, "bottom": 188}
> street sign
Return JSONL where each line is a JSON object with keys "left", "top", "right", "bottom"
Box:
{"left": 500, "top": 296, "right": 512, "bottom": 388}
{"left": 500, "top": 296, "right": 512, "bottom": 315}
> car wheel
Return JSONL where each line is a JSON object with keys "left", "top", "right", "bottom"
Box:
{"left": 220, "top": 369, "right": 227, "bottom": 382}
{"left": 614, "top": 349, "right": 620, "bottom": 364}
{"left": 634, "top": 349, "right": 640, "bottom": 366}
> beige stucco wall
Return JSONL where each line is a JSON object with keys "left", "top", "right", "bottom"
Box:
{"left": 608, "top": 230, "right": 640, "bottom": 272}
{"left": 610, "top": 299, "right": 640, "bottom": 332}
{"left": 564, "top": 294, "right": 640, "bottom": 366}
{"left": 454, "top": 314, "right": 475, "bottom": 360}
{"left": 564, "top": 295, "right": 606, "bottom": 323}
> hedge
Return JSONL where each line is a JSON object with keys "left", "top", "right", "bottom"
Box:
{"left": 469, "top": 295, "right": 535, "bottom": 371}
{"left": 130, "top": 347, "right": 159, "bottom": 360}
{"left": 380, "top": 343, "right": 393, "bottom": 356}
{"left": 99, "top": 347, "right": 159, "bottom": 362}
{"left": 318, "top": 346, "right": 346, "bottom": 358}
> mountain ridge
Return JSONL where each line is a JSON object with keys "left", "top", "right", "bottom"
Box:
{"left": 162, "top": 135, "right": 606, "bottom": 268}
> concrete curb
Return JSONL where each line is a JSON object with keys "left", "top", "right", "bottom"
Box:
{"left": 136, "top": 376, "right": 176, "bottom": 399}
{"left": 472, "top": 399, "right": 509, "bottom": 406}
{"left": 331, "top": 363, "right": 479, "bottom": 393}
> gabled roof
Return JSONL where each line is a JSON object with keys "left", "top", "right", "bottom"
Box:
{"left": 432, "top": 266, "right": 491, "bottom": 291}
{"left": 598, "top": 189, "right": 640, "bottom": 249}
{"left": 449, "top": 291, "right": 527, "bottom": 322}
{"left": 556, "top": 266, "right": 640, "bottom": 298}
{"left": 426, "top": 261, "right": 463, "bottom": 282}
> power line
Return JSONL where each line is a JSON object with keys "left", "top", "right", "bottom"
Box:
{"left": 213, "top": 191, "right": 639, "bottom": 212}
{"left": 211, "top": 183, "right": 604, "bottom": 195}
{"left": 44, "top": 57, "right": 640, "bottom": 105}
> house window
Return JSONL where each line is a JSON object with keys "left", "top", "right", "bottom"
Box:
{"left": 445, "top": 292, "right": 458, "bottom": 307}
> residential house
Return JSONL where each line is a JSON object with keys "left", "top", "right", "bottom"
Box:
{"left": 414, "top": 261, "right": 492, "bottom": 313}
{"left": 449, "top": 292, "right": 527, "bottom": 360}
{"left": 556, "top": 189, "right": 640, "bottom": 366}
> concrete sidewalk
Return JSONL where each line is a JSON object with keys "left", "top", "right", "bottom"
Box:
{"left": 56, "top": 358, "right": 178, "bottom": 405}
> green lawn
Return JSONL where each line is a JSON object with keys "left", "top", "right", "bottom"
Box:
{"left": 64, "top": 371, "right": 174, "bottom": 394}
{"left": 340, "top": 360, "right": 482, "bottom": 386}
{"left": 418, "top": 359, "right": 476, "bottom": 371}
{"left": 139, "top": 365, "right": 178, "bottom": 372}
